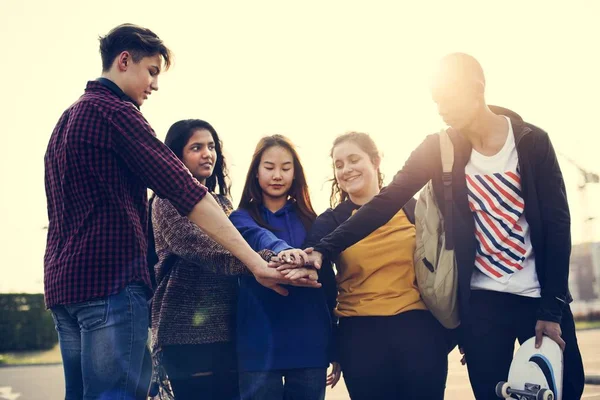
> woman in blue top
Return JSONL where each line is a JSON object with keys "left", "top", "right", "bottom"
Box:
{"left": 230, "top": 135, "right": 335, "bottom": 400}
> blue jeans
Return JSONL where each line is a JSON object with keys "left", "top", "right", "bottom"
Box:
{"left": 239, "top": 368, "right": 326, "bottom": 400}
{"left": 50, "top": 283, "right": 150, "bottom": 400}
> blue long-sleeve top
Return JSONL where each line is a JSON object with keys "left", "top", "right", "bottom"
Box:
{"left": 230, "top": 201, "right": 331, "bottom": 372}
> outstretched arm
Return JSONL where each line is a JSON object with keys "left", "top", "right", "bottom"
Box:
{"left": 229, "top": 209, "right": 310, "bottom": 266}
{"left": 229, "top": 209, "right": 293, "bottom": 253}
{"left": 153, "top": 198, "right": 272, "bottom": 275}
{"left": 109, "top": 98, "right": 304, "bottom": 294}
{"left": 313, "top": 134, "right": 438, "bottom": 261}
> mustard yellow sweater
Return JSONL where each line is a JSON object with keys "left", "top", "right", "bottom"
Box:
{"left": 335, "top": 208, "right": 426, "bottom": 317}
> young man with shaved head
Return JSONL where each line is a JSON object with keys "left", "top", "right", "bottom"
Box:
{"left": 310, "top": 53, "right": 585, "bottom": 399}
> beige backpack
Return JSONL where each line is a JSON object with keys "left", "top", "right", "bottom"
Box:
{"left": 414, "top": 130, "right": 460, "bottom": 329}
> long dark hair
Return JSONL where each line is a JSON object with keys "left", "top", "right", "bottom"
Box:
{"left": 164, "top": 119, "right": 231, "bottom": 196}
{"left": 329, "top": 131, "right": 384, "bottom": 208}
{"left": 147, "top": 119, "right": 230, "bottom": 289}
{"left": 238, "top": 135, "right": 316, "bottom": 230}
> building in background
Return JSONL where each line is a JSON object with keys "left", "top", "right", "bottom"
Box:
{"left": 570, "top": 242, "right": 600, "bottom": 316}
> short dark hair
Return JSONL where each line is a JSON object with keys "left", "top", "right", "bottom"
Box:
{"left": 99, "top": 23, "right": 172, "bottom": 72}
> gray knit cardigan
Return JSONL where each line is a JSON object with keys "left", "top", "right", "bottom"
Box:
{"left": 150, "top": 193, "right": 272, "bottom": 351}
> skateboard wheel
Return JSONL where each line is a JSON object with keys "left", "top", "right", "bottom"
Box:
{"left": 536, "top": 389, "right": 554, "bottom": 400}
{"left": 495, "top": 381, "right": 510, "bottom": 398}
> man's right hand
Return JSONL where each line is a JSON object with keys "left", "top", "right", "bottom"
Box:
{"left": 535, "top": 320, "right": 566, "bottom": 351}
{"left": 284, "top": 267, "right": 318, "bottom": 281}
{"left": 253, "top": 262, "right": 321, "bottom": 296}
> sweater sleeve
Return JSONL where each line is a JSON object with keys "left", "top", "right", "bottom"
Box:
{"left": 229, "top": 209, "right": 293, "bottom": 253}
{"left": 533, "top": 130, "right": 571, "bottom": 323}
{"left": 313, "top": 134, "right": 437, "bottom": 261}
{"left": 109, "top": 105, "right": 207, "bottom": 216}
{"left": 152, "top": 197, "right": 272, "bottom": 276}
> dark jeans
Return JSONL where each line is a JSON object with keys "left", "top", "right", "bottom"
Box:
{"left": 160, "top": 343, "right": 239, "bottom": 400}
{"left": 239, "top": 368, "right": 326, "bottom": 400}
{"left": 337, "top": 309, "right": 448, "bottom": 400}
{"left": 462, "top": 290, "right": 585, "bottom": 400}
{"left": 50, "top": 283, "right": 150, "bottom": 400}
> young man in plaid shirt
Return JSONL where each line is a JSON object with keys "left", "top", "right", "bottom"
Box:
{"left": 44, "top": 23, "right": 318, "bottom": 399}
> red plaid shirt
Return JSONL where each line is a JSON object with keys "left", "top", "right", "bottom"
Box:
{"left": 44, "top": 80, "right": 207, "bottom": 308}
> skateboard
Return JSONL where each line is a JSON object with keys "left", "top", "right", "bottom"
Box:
{"left": 495, "top": 336, "right": 563, "bottom": 400}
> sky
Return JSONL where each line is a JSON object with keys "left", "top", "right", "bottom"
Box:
{"left": 1, "top": 0, "right": 599, "bottom": 293}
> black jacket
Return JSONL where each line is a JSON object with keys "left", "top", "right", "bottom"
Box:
{"left": 314, "top": 106, "right": 572, "bottom": 324}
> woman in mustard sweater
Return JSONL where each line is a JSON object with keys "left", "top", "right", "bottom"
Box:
{"left": 297, "top": 132, "right": 448, "bottom": 399}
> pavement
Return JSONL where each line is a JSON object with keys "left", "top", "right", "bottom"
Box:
{"left": 0, "top": 364, "right": 64, "bottom": 400}
{"left": 0, "top": 329, "right": 598, "bottom": 399}
{"left": 325, "top": 328, "right": 600, "bottom": 399}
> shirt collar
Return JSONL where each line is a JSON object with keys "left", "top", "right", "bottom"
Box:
{"left": 96, "top": 77, "right": 140, "bottom": 110}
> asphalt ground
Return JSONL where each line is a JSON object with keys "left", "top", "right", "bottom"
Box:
{"left": 0, "top": 329, "right": 597, "bottom": 399}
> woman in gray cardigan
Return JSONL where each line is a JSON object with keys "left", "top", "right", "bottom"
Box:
{"left": 150, "top": 119, "right": 273, "bottom": 400}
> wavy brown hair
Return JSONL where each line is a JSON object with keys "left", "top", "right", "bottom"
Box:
{"left": 329, "top": 131, "right": 384, "bottom": 208}
{"left": 238, "top": 135, "right": 316, "bottom": 230}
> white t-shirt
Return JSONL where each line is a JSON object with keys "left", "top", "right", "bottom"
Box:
{"left": 465, "top": 116, "right": 541, "bottom": 297}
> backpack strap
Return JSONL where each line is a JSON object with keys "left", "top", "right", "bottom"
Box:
{"left": 439, "top": 130, "right": 455, "bottom": 250}
{"left": 402, "top": 197, "right": 417, "bottom": 225}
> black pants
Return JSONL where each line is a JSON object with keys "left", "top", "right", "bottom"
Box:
{"left": 462, "top": 290, "right": 585, "bottom": 400}
{"left": 337, "top": 309, "right": 448, "bottom": 400}
{"left": 161, "top": 343, "right": 240, "bottom": 400}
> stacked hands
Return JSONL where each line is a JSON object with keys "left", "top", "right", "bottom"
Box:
{"left": 269, "top": 248, "right": 323, "bottom": 282}
{"left": 253, "top": 248, "right": 325, "bottom": 296}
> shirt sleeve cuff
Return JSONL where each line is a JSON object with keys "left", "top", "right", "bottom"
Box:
{"left": 536, "top": 294, "right": 566, "bottom": 324}
{"left": 259, "top": 250, "right": 276, "bottom": 261}
{"left": 169, "top": 181, "right": 208, "bottom": 216}
{"left": 272, "top": 243, "right": 294, "bottom": 254}
{"left": 313, "top": 244, "right": 333, "bottom": 261}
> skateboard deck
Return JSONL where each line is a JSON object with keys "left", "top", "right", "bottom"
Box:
{"left": 496, "top": 336, "right": 563, "bottom": 400}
